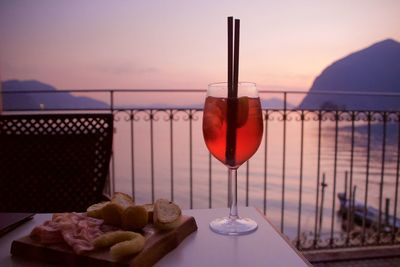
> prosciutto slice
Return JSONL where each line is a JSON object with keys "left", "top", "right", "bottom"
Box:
{"left": 30, "top": 220, "right": 64, "bottom": 244}
{"left": 30, "top": 213, "right": 106, "bottom": 254}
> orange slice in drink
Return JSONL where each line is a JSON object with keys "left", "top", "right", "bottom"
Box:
{"left": 236, "top": 97, "right": 249, "bottom": 128}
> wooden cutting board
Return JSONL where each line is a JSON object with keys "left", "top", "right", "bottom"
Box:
{"left": 11, "top": 215, "right": 197, "bottom": 267}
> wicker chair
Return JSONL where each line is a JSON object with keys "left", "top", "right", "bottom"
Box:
{"left": 0, "top": 113, "right": 113, "bottom": 213}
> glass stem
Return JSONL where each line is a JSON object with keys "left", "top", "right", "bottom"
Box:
{"left": 228, "top": 167, "right": 239, "bottom": 219}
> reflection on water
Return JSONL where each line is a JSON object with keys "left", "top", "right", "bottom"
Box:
{"left": 112, "top": 110, "right": 399, "bottom": 239}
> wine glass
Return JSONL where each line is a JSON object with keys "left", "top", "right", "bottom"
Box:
{"left": 202, "top": 82, "right": 263, "bottom": 235}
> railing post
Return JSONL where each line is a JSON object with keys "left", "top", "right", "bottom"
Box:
{"left": 281, "top": 92, "right": 287, "bottom": 233}
{"left": 296, "top": 111, "right": 305, "bottom": 249}
{"left": 330, "top": 111, "right": 339, "bottom": 247}
{"left": 189, "top": 110, "right": 193, "bottom": 209}
{"left": 385, "top": 198, "right": 390, "bottom": 226}
{"left": 169, "top": 110, "right": 175, "bottom": 202}
{"left": 130, "top": 110, "right": 135, "bottom": 197}
{"left": 378, "top": 112, "right": 387, "bottom": 242}
{"left": 150, "top": 109, "right": 155, "bottom": 203}
{"left": 319, "top": 173, "right": 327, "bottom": 237}
{"left": 110, "top": 90, "right": 116, "bottom": 196}
{"left": 392, "top": 113, "right": 400, "bottom": 243}
{"left": 263, "top": 110, "right": 269, "bottom": 215}
{"left": 347, "top": 111, "right": 355, "bottom": 246}
{"left": 362, "top": 112, "right": 372, "bottom": 245}
{"left": 313, "top": 111, "right": 322, "bottom": 248}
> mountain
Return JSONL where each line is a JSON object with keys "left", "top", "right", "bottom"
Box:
{"left": 261, "top": 97, "right": 294, "bottom": 109}
{"left": 299, "top": 39, "right": 400, "bottom": 110}
{"left": 1, "top": 80, "right": 294, "bottom": 110}
{"left": 1, "top": 80, "right": 109, "bottom": 110}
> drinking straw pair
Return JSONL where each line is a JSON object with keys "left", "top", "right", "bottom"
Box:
{"left": 225, "top": 16, "right": 240, "bottom": 166}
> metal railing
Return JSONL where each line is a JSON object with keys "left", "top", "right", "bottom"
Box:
{"left": 2, "top": 88, "right": 400, "bottom": 251}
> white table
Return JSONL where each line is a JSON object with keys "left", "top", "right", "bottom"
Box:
{"left": 0, "top": 207, "right": 311, "bottom": 267}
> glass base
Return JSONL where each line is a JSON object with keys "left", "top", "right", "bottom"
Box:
{"left": 209, "top": 216, "right": 258, "bottom": 235}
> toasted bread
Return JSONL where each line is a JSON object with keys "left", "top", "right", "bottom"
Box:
{"left": 142, "top": 203, "right": 154, "bottom": 223}
{"left": 121, "top": 205, "right": 148, "bottom": 231}
{"left": 92, "top": 192, "right": 134, "bottom": 226}
{"left": 153, "top": 199, "right": 181, "bottom": 230}
{"left": 101, "top": 202, "right": 124, "bottom": 226}
{"left": 111, "top": 192, "right": 135, "bottom": 209}
{"left": 86, "top": 201, "right": 110, "bottom": 219}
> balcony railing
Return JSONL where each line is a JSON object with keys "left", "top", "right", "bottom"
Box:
{"left": 2, "top": 88, "right": 400, "bottom": 251}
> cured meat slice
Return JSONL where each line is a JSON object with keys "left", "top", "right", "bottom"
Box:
{"left": 30, "top": 220, "right": 64, "bottom": 244}
{"left": 30, "top": 213, "right": 106, "bottom": 254}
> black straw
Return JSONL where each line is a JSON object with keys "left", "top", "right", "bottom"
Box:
{"left": 227, "top": 17, "right": 233, "bottom": 98}
{"left": 233, "top": 19, "right": 240, "bottom": 98}
{"left": 226, "top": 16, "right": 240, "bottom": 167}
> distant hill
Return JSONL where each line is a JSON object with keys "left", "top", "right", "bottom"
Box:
{"left": 1, "top": 80, "right": 294, "bottom": 110}
{"left": 299, "top": 39, "right": 400, "bottom": 110}
{"left": 2, "top": 80, "right": 109, "bottom": 110}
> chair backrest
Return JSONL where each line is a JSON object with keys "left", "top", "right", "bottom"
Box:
{"left": 0, "top": 113, "right": 113, "bottom": 213}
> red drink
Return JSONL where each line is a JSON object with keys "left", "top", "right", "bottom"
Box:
{"left": 203, "top": 96, "right": 263, "bottom": 168}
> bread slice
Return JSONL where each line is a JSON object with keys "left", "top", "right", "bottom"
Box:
{"left": 86, "top": 201, "right": 110, "bottom": 218}
{"left": 111, "top": 192, "right": 135, "bottom": 209}
{"left": 142, "top": 203, "right": 154, "bottom": 223}
{"left": 121, "top": 205, "right": 148, "bottom": 231}
{"left": 153, "top": 199, "right": 181, "bottom": 230}
{"left": 101, "top": 202, "right": 124, "bottom": 226}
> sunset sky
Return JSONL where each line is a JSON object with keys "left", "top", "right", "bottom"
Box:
{"left": 1, "top": 0, "right": 400, "bottom": 92}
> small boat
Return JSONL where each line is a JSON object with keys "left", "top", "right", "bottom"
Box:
{"left": 337, "top": 192, "right": 400, "bottom": 230}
